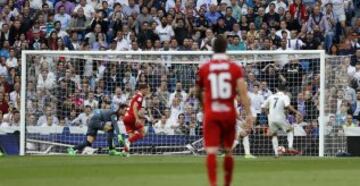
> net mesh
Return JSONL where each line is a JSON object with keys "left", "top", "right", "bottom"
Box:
{"left": 323, "top": 55, "right": 355, "bottom": 156}
{"left": 23, "top": 51, "right": 323, "bottom": 156}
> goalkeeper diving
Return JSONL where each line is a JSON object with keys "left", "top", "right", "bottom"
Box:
{"left": 67, "top": 104, "right": 128, "bottom": 156}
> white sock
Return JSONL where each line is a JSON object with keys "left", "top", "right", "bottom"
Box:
{"left": 242, "top": 136, "right": 250, "bottom": 155}
{"left": 272, "top": 136, "right": 279, "bottom": 156}
{"left": 287, "top": 131, "right": 294, "bottom": 149}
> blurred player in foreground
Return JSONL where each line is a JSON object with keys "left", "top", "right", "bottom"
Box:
{"left": 122, "top": 83, "right": 150, "bottom": 154}
{"left": 195, "top": 35, "right": 253, "bottom": 186}
{"left": 67, "top": 104, "right": 128, "bottom": 156}
{"left": 261, "top": 84, "right": 302, "bottom": 157}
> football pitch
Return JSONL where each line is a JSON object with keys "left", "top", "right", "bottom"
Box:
{"left": 0, "top": 156, "right": 359, "bottom": 186}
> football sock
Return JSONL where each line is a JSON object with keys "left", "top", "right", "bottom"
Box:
{"left": 74, "top": 140, "right": 92, "bottom": 151}
{"left": 243, "top": 136, "right": 250, "bottom": 155}
{"left": 128, "top": 132, "right": 144, "bottom": 143}
{"left": 287, "top": 131, "right": 294, "bottom": 149}
{"left": 272, "top": 136, "right": 279, "bottom": 156}
{"left": 107, "top": 130, "right": 114, "bottom": 150}
{"left": 206, "top": 153, "right": 217, "bottom": 186}
{"left": 224, "top": 155, "right": 234, "bottom": 186}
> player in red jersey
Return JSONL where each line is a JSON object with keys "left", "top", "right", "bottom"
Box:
{"left": 123, "top": 83, "right": 150, "bottom": 153}
{"left": 195, "top": 36, "right": 253, "bottom": 186}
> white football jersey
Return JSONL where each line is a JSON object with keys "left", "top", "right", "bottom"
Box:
{"left": 261, "top": 92, "right": 290, "bottom": 122}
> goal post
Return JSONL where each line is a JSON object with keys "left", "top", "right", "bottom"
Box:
{"left": 20, "top": 50, "right": 327, "bottom": 156}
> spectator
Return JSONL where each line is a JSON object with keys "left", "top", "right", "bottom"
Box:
{"left": 70, "top": 105, "right": 92, "bottom": 126}
{"left": 136, "top": 6, "right": 154, "bottom": 33}
{"left": 168, "top": 95, "right": 184, "bottom": 125}
{"left": 74, "top": 0, "right": 95, "bottom": 19}
{"left": 169, "top": 81, "right": 188, "bottom": 106}
{"left": 114, "top": 30, "right": 130, "bottom": 50}
{"left": 55, "top": 0, "right": 76, "bottom": 15}
{"left": 342, "top": 114, "right": 357, "bottom": 128}
{"left": 0, "top": 23, "right": 10, "bottom": 44}
{"left": 205, "top": 4, "right": 222, "bottom": 26}
{"left": 282, "top": 58, "right": 305, "bottom": 95}
{"left": 9, "top": 82, "right": 19, "bottom": 108}
{"left": 112, "top": 86, "right": 127, "bottom": 107}
{"left": 259, "top": 81, "right": 272, "bottom": 100}
{"left": 37, "top": 106, "right": 60, "bottom": 127}
{"left": 155, "top": 16, "right": 174, "bottom": 43}
{"left": 307, "top": 5, "right": 328, "bottom": 34}
{"left": 172, "top": 113, "right": 189, "bottom": 135}
{"left": 153, "top": 115, "right": 173, "bottom": 135}
{"left": 228, "top": 35, "right": 246, "bottom": 51}
{"left": 5, "top": 48, "right": 17, "bottom": 68}
{"left": 276, "top": 21, "right": 291, "bottom": 39}
{"left": 224, "top": 7, "right": 237, "bottom": 31}
{"left": 123, "top": 0, "right": 140, "bottom": 17}
{"left": 37, "top": 64, "right": 56, "bottom": 91}
{"left": 55, "top": 5, "right": 72, "bottom": 30}
{"left": 84, "top": 92, "right": 99, "bottom": 109}
{"left": 26, "top": 114, "right": 37, "bottom": 126}
{"left": 289, "top": 0, "right": 308, "bottom": 24}
{"left": 266, "top": 0, "right": 287, "bottom": 14}
{"left": 264, "top": 3, "right": 280, "bottom": 29}
{"left": 248, "top": 84, "right": 265, "bottom": 121}
{"left": 68, "top": 7, "right": 89, "bottom": 38}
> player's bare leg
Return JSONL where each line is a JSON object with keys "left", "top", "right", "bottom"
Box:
{"left": 223, "top": 147, "right": 234, "bottom": 186}
{"left": 205, "top": 147, "right": 218, "bottom": 186}
{"left": 286, "top": 128, "right": 294, "bottom": 150}
{"left": 124, "top": 127, "right": 145, "bottom": 153}
{"left": 242, "top": 135, "right": 256, "bottom": 159}
{"left": 233, "top": 129, "right": 256, "bottom": 159}
{"left": 271, "top": 134, "right": 279, "bottom": 158}
{"left": 285, "top": 128, "right": 301, "bottom": 155}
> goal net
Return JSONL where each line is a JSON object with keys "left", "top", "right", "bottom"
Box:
{"left": 20, "top": 50, "right": 327, "bottom": 156}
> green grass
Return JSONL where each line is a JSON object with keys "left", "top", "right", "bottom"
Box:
{"left": 0, "top": 156, "right": 360, "bottom": 186}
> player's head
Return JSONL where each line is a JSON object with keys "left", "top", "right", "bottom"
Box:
{"left": 213, "top": 35, "right": 227, "bottom": 54}
{"left": 276, "top": 83, "right": 286, "bottom": 92}
{"left": 138, "top": 83, "right": 150, "bottom": 95}
{"left": 116, "top": 103, "right": 128, "bottom": 116}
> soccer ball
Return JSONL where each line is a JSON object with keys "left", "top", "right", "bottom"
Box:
{"left": 82, "top": 147, "right": 96, "bottom": 155}
{"left": 277, "top": 146, "right": 286, "bottom": 154}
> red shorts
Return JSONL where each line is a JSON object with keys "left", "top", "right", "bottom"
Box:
{"left": 123, "top": 115, "right": 144, "bottom": 134}
{"left": 203, "top": 115, "right": 236, "bottom": 149}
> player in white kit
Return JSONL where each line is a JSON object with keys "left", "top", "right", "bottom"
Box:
{"left": 261, "top": 84, "right": 302, "bottom": 157}
{"left": 233, "top": 97, "right": 256, "bottom": 159}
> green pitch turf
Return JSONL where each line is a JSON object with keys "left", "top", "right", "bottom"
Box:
{"left": 0, "top": 156, "right": 359, "bottom": 186}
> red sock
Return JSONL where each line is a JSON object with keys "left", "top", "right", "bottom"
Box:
{"left": 206, "top": 154, "right": 217, "bottom": 186}
{"left": 224, "top": 155, "right": 234, "bottom": 186}
{"left": 128, "top": 132, "right": 144, "bottom": 143}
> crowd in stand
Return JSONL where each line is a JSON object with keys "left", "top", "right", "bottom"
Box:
{"left": 0, "top": 0, "right": 359, "bottom": 136}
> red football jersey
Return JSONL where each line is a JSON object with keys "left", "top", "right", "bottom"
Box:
{"left": 197, "top": 56, "right": 244, "bottom": 117}
{"left": 126, "top": 92, "right": 144, "bottom": 118}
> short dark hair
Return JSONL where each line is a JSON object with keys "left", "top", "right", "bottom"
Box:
{"left": 118, "top": 104, "right": 128, "bottom": 110}
{"left": 138, "top": 83, "right": 149, "bottom": 90}
{"left": 213, "top": 35, "right": 227, "bottom": 53}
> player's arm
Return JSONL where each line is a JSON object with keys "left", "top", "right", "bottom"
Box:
{"left": 237, "top": 78, "right": 253, "bottom": 127}
{"left": 284, "top": 96, "right": 302, "bottom": 117}
{"left": 286, "top": 105, "right": 302, "bottom": 117}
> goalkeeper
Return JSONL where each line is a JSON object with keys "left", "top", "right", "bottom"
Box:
{"left": 67, "top": 104, "right": 128, "bottom": 156}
